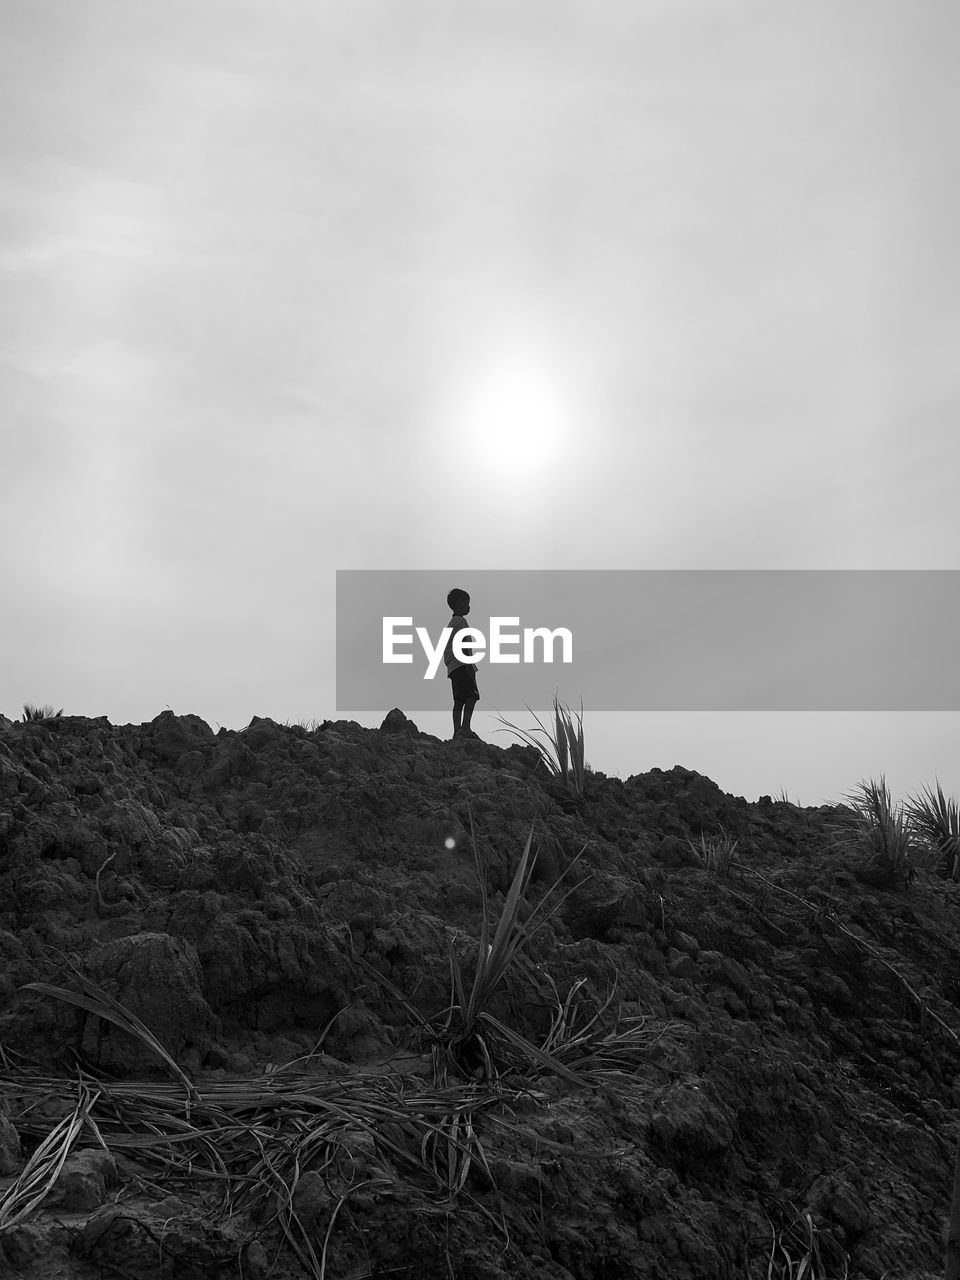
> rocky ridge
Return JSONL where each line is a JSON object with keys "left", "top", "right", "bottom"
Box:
{"left": 0, "top": 708, "right": 957, "bottom": 1278}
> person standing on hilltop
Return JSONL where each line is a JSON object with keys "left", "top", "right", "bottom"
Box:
{"left": 444, "top": 588, "right": 480, "bottom": 740}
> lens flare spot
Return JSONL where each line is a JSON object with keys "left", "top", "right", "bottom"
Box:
{"left": 444, "top": 836, "right": 456, "bottom": 850}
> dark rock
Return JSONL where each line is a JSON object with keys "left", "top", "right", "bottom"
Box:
{"left": 241, "top": 716, "right": 281, "bottom": 750}
{"left": 78, "top": 1207, "right": 236, "bottom": 1278}
{"left": 648, "top": 1077, "right": 737, "bottom": 1155}
{"left": 84, "top": 932, "right": 216, "bottom": 1071}
{"left": 379, "top": 707, "right": 420, "bottom": 736}
{"left": 562, "top": 872, "right": 646, "bottom": 940}
{"left": 804, "top": 1168, "right": 869, "bottom": 1239}
{"left": 291, "top": 1170, "right": 329, "bottom": 1227}
{"left": 146, "top": 711, "right": 215, "bottom": 764}
{"left": 175, "top": 749, "right": 205, "bottom": 778}
{"left": 154, "top": 1195, "right": 187, "bottom": 1218}
{"left": 53, "top": 1148, "right": 118, "bottom": 1210}
{"left": 0, "top": 1223, "right": 68, "bottom": 1268}
{"left": 244, "top": 1240, "right": 270, "bottom": 1279}
{"left": 673, "top": 930, "right": 700, "bottom": 955}
{"left": 202, "top": 741, "right": 256, "bottom": 791}
{"left": 667, "top": 948, "right": 699, "bottom": 981}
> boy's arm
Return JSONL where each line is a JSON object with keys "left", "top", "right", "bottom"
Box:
{"left": 444, "top": 615, "right": 474, "bottom": 667}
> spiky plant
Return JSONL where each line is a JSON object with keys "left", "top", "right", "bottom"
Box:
{"left": 496, "top": 696, "right": 586, "bottom": 808}
{"left": 905, "top": 781, "right": 960, "bottom": 881}
{"left": 443, "top": 817, "right": 588, "bottom": 1083}
{"left": 687, "top": 830, "right": 739, "bottom": 876}
{"left": 21, "top": 703, "right": 63, "bottom": 723}
{"left": 349, "top": 819, "right": 590, "bottom": 1086}
{"left": 832, "top": 776, "right": 937, "bottom": 887}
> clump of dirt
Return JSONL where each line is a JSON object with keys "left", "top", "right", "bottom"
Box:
{"left": 0, "top": 708, "right": 956, "bottom": 1278}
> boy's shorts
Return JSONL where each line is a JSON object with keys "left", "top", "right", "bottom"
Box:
{"left": 450, "top": 664, "right": 480, "bottom": 704}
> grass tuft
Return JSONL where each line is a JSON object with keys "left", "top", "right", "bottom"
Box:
{"left": 496, "top": 696, "right": 586, "bottom": 808}
{"left": 21, "top": 703, "right": 63, "bottom": 723}
{"left": 537, "top": 975, "right": 682, "bottom": 1082}
{"left": 356, "top": 815, "right": 677, "bottom": 1093}
{"left": 687, "top": 830, "right": 739, "bottom": 876}
{"left": 442, "top": 814, "right": 589, "bottom": 1084}
{"left": 905, "top": 780, "right": 960, "bottom": 881}
{"left": 833, "top": 776, "right": 933, "bottom": 887}
{"left": 766, "top": 1206, "right": 850, "bottom": 1278}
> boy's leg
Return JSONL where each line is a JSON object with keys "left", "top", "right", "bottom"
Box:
{"left": 452, "top": 700, "right": 465, "bottom": 737}
{"left": 459, "top": 668, "right": 480, "bottom": 737}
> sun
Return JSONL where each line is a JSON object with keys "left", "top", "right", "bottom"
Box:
{"left": 461, "top": 357, "right": 569, "bottom": 478}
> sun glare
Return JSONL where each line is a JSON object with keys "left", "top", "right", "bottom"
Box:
{"left": 461, "top": 357, "right": 569, "bottom": 478}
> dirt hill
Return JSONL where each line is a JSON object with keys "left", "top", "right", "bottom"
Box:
{"left": 0, "top": 709, "right": 957, "bottom": 1279}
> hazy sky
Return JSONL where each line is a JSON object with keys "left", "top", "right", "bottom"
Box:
{"left": 2, "top": 1, "right": 958, "bottom": 803}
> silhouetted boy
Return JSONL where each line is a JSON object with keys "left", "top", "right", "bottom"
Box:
{"left": 444, "top": 588, "right": 480, "bottom": 739}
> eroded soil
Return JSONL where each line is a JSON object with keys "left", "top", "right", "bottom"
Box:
{"left": 0, "top": 709, "right": 956, "bottom": 1278}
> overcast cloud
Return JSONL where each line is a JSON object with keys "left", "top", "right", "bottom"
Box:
{"left": 2, "top": 0, "right": 958, "bottom": 801}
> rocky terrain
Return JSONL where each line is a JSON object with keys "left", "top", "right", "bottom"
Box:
{"left": 0, "top": 708, "right": 958, "bottom": 1279}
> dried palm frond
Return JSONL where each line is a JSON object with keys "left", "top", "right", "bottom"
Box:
{"left": 20, "top": 969, "right": 197, "bottom": 1102}
{"left": 0, "top": 1083, "right": 97, "bottom": 1233}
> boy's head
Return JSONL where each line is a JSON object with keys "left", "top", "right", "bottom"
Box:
{"left": 447, "top": 587, "right": 470, "bottom": 615}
